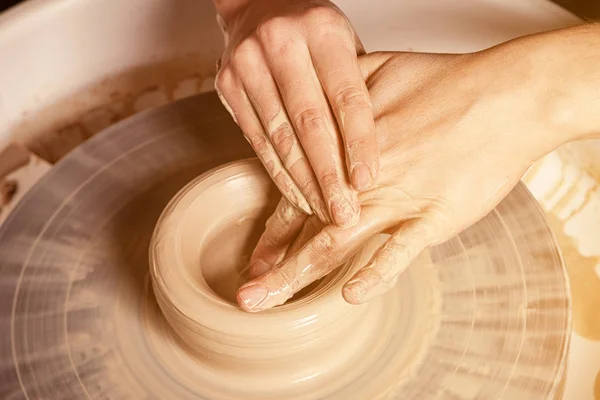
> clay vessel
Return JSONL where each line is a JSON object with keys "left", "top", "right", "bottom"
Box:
{"left": 149, "top": 158, "right": 436, "bottom": 399}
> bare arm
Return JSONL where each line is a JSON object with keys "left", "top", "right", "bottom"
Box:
{"left": 238, "top": 23, "right": 600, "bottom": 311}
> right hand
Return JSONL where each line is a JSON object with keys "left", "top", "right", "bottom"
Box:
{"left": 214, "top": 0, "right": 378, "bottom": 228}
{"left": 238, "top": 33, "right": 579, "bottom": 310}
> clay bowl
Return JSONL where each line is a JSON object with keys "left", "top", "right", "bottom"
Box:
{"left": 149, "top": 155, "right": 571, "bottom": 399}
{"left": 149, "top": 159, "right": 407, "bottom": 398}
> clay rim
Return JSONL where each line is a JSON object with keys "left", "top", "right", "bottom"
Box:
{"left": 149, "top": 158, "right": 360, "bottom": 338}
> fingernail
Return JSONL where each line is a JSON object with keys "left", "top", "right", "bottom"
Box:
{"left": 342, "top": 268, "right": 381, "bottom": 304}
{"left": 331, "top": 199, "right": 359, "bottom": 228}
{"left": 237, "top": 284, "right": 268, "bottom": 310}
{"left": 249, "top": 259, "right": 271, "bottom": 278}
{"left": 351, "top": 163, "right": 372, "bottom": 191}
{"left": 342, "top": 279, "right": 370, "bottom": 304}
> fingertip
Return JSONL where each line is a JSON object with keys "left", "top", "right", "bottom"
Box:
{"left": 237, "top": 283, "right": 268, "bottom": 312}
{"left": 342, "top": 283, "right": 364, "bottom": 305}
{"left": 342, "top": 268, "right": 380, "bottom": 304}
{"left": 330, "top": 197, "right": 360, "bottom": 228}
{"left": 296, "top": 195, "right": 313, "bottom": 216}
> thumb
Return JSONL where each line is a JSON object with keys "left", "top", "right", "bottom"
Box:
{"left": 342, "top": 217, "right": 439, "bottom": 304}
{"left": 357, "top": 52, "right": 394, "bottom": 82}
{"left": 237, "top": 206, "right": 387, "bottom": 312}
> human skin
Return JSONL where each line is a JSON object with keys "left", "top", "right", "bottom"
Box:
{"left": 211, "top": 0, "right": 378, "bottom": 230}
{"left": 237, "top": 23, "right": 600, "bottom": 312}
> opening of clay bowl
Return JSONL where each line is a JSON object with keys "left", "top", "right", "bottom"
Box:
{"left": 2, "top": 0, "right": 600, "bottom": 399}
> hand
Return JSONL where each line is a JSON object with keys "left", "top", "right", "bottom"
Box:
{"left": 213, "top": 0, "right": 379, "bottom": 228}
{"left": 236, "top": 32, "right": 582, "bottom": 312}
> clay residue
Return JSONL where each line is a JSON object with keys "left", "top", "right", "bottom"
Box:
{"left": 10, "top": 55, "right": 216, "bottom": 163}
{"left": 0, "top": 93, "right": 571, "bottom": 400}
{"left": 546, "top": 212, "right": 600, "bottom": 341}
{"left": 0, "top": 142, "right": 51, "bottom": 223}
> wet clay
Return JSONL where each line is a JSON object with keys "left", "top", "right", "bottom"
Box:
{"left": 150, "top": 159, "right": 439, "bottom": 399}
{"left": 0, "top": 93, "right": 570, "bottom": 400}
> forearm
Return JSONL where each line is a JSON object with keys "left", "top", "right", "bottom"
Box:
{"left": 527, "top": 23, "right": 600, "bottom": 144}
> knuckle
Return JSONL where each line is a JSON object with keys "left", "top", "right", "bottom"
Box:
{"left": 248, "top": 134, "right": 271, "bottom": 155}
{"left": 294, "top": 108, "right": 325, "bottom": 135}
{"left": 230, "top": 38, "right": 260, "bottom": 66}
{"left": 334, "top": 86, "right": 368, "bottom": 111}
{"left": 304, "top": 5, "right": 344, "bottom": 25}
{"left": 299, "top": 173, "right": 317, "bottom": 194}
{"left": 256, "top": 16, "right": 288, "bottom": 45}
{"left": 310, "top": 229, "right": 338, "bottom": 259}
{"left": 272, "top": 39, "right": 297, "bottom": 59}
{"left": 345, "top": 136, "right": 371, "bottom": 153}
{"left": 271, "top": 123, "right": 295, "bottom": 159}
{"left": 271, "top": 267, "right": 298, "bottom": 292}
{"left": 384, "top": 236, "right": 410, "bottom": 258}
{"left": 319, "top": 171, "right": 339, "bottom": 189}
{"left": 214, "top": 68, "right": 235, "bottom": 93}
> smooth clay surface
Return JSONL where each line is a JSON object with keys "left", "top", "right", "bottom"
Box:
{"left": 0, "top": 93, "right": 571, "bottom": 400}
{"left": 150, "top": 159, "right": 439, "bottom": 399}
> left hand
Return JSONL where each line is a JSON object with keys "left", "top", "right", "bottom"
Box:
{"left": 214, "top": 0, "right": 378, "bottom": 228}
{"left": 236, "top": 36, "right": 573, "bottom": 312}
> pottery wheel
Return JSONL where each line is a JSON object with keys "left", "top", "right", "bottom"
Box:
{"left": 0, "top": 93, "right": 570, "bottom": 399}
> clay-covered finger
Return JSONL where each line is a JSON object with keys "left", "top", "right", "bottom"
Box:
{"left": 309, "top": 30, "right": 378, "bottom": 191}
{"left": 230, "top": 44, "right": 329, "bottom": 222}
{"left": 236, "top": 207, "right": 387, "bottom": 312}
{"left": 248, "top": 198, "right": 307, "bottom": 279}
{"left": 286, "top": 215, "right": 325, "bottom": 257}
{"left": 342, "top": 218, "right": 437, "bottom": 304}
{"left": 260, "top": 39, "right": 359, "bottom": 228}
{"left": 214, "top": 67, "right": 312, "bottom": 215}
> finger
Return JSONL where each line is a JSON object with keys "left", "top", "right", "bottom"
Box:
{"left": 248, "top": 197, "right": 307, "bottom": 279}
{"left": 230, "top": 42, "right": 329, "bottom": 222}
{"left": 352, "top": 29, "right": 366, "bottom": 56}
{"left": 236, "top": 206, "right": 388, "bottom": 312}
{"left": 260, "top": 38, "right": 359, "bottom": 228}
{"left": 309, "top": 29, "right": 379, "bottom": 191}
{"left": 286, "top": 215, "right": 325, "bottom": 257}
{"left": 214, "top": 67, "right": 312, "bottom": 215}
{"left": 342, "top": 218, "right": 438, "bottom": 305}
